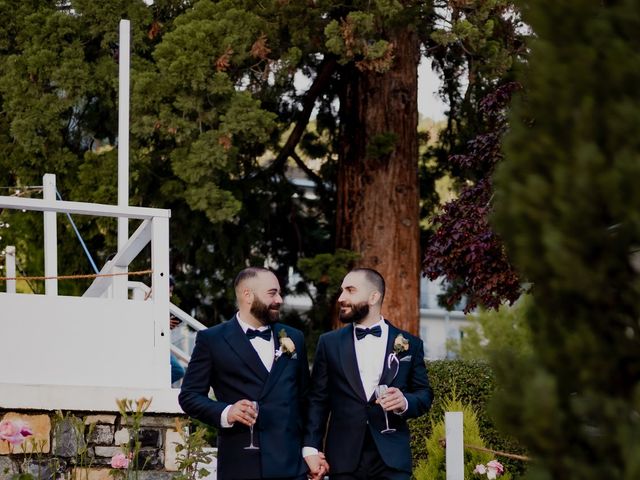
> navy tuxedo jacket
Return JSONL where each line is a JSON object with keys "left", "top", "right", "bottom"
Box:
{"left": 179, "top": 317, "right": 310, "bottom": 480}
{"left": 304, "top": 321, "right": 433, "bottom": 474}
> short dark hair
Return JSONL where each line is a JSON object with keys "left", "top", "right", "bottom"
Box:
{"left": 351, "top": 268, "right": 386, "bottom": 304}
{"left": 233, "top": 266, "right": 272, "bottom": 290}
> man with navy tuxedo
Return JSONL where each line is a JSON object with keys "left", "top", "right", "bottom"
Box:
{"left": 179, "top": 267, "right": 314, "bottom": 480}
{"left": 304, "top": 268, "right": 433, "bottom": 480}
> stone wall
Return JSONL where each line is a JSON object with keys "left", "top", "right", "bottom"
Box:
{"left": 0, "top": 410, "right": 196, "bottom": 480}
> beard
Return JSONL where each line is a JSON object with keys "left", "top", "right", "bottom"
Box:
{"left": 339, "top": 301, "right": 370, "bottom": 324}
{"left": 250, "top": 297, "right": 281, "bottom": 326}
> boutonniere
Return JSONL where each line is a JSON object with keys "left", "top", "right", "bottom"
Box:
{"left": 386, "top": 333, "right": 410, "bottom": 380}
{"left": 393, "top": 333, "right": 410, "bottom": 355}
{"left": 275, "top": 329, "right": 296, "bottom": 360}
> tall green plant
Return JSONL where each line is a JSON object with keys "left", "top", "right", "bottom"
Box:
{"left": 492, "top": 0, "right": 640, "bottom": 478}
{"left": 173, "top": 419, "right": 214, "bottom": 480}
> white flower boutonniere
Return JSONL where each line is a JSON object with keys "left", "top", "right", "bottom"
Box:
{"left": 393, "top": 333, "right": 410, "bottom": 355}
{"left": 275, "top": 329, "right": 296, "bottom": 360}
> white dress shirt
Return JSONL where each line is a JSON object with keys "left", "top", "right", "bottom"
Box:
{"left": 221, "top": 314, "right": 274, "bottom": 427}
{"left": 353, "top": 317, "right": 388, "bottom": 401}
{"left": 237, "top": 314, "right": 275, "bottom": 372}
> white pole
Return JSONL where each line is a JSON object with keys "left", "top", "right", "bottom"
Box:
{"left": 116, "top": 19, "right": 131, "bottom": 298}
{"left": 118, "top": 19, "right": 130, "bottom": 248}
{"left": 5, "top": 245, "right": 16, "bottom": 294}
{"left": 445, "top": 411, "right": 464, "bottom": 480}
{"left": 43, "top": 174, "right": 58, "bottom": 296}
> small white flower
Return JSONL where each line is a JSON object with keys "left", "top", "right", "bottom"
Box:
{"left": 474, "top": 464, "right": 487, "bottom": 475}
{"left": 393, "top": 334, "right": 409, "bottom": 355}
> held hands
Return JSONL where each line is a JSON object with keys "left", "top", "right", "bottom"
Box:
{"left": 305, "top": 453, "right": 329, "bottom": 480}
{"left": 227, "top": 399, "right": 258, "bottom": 426}
{"left": 376, "top": 386, "right": 406, "bottom": 414}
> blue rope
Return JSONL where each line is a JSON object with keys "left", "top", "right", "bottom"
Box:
{"left": 56, "top": 189, "right": 100, "bottom": 274}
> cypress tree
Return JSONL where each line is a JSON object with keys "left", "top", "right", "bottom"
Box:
{"left": 493, "top": 0, "right": 640, "bottom": 478}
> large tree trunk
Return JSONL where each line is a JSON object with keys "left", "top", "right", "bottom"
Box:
{"left": 336, "top": 28, "right": 421, "bottom": 335}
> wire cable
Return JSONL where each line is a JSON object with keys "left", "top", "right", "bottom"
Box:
{"left": 56, "top": 189, "right": 99, "bottom": 274}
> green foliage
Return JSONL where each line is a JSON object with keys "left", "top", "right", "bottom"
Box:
{"left": 296, "top": 249, "right": 360, "bottom": 354}
{"left": 410, "top": 361, "right": 527, "bottom": 478}
{"left": 173, "top": 420, "right": 215, "bottom": 480}
{"left": 324, "top": 11, "right": 394, "bottom": 69}
{"left": 492, "top": 1, "right": 640, "bottom": 478}
{"left": 414, "top": 396, "right": 510, "bottom": 480}
{"left": 367, "top": 132, "right": 398, "bottom": 160}
{"left": 448, "top": 295, "right": 533, "bottom": 362}
{"left": 112, "top": 397, "right": 154, "bottom": 479}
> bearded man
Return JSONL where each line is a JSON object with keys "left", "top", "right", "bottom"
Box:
{"left": 180, "top": 267, "right": 324, "bottom": 480}
{"left": 303, "top": 268, "right": 433, "bottom": 480}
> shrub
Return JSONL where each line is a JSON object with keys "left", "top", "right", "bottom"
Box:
{"left": 410, "top": 360, "right": 527, "bottom": 478}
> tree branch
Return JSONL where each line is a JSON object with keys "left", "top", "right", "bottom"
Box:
{"left": 268, "top": 56, "right": 338, "bottom": 173}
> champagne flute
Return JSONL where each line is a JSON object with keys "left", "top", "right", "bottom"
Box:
{"left": 374, "top": 385, "right": 396, "bottom": 434}
{"left": 244, "top": 401, "right": 260, "bottom": 450}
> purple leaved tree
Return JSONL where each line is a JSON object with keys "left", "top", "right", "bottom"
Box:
{"left": 423, "top": 83, "right": 522, "bottom": 312}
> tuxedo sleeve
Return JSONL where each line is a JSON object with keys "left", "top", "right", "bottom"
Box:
{"left": 303, "top": 335, "right": 331, "bottom": 450}
{"left": 296, "top": 331, "right": 311, "bottom": 425}
{"left": 178, "top": 330, "right": 228, "bottom": 428}
{"left": 402, "top": 340, "right": 433, "bottom": 419}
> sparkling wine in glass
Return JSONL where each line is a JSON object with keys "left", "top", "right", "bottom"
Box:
{"left": 244, "top": 401, "right": 260, "bottom": 450}
{"left": 374, "top": 385, "right": 396, "bottom": 434}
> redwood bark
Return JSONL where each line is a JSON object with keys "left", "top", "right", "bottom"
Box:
{"left": 335, "top": 28, "right": 421, "bottom": 334}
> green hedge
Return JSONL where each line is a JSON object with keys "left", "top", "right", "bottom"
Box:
{"left": 409, "top": 360, "right": 528, "bottom": 478}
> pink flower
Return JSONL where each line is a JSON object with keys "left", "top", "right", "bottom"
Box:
{"left": 475, "top": 460, "right": 504, "bottom": 479}
{"left": 486, "top": 460, "right": 504, "bottom": 479}
{"left": 0, "top": 419, "right": 33, "bottom": 445}
{"left": 111, "top": 453, "right": 130, "bottom": 469}
{"left": 487, "top": 460, "right": 504, "bottom": 474}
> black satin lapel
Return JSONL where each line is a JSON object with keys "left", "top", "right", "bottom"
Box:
{"left": 223, "top": 317, "right": 269, "bottom": 382}
{"left": 379, "top": 322, "right": 400, "bottom": 387}
{"left": 339, "top": 325, "right": 368, "bottom": 401}
{"left": 259, "top": 324, "right": 287, "bottom": 399}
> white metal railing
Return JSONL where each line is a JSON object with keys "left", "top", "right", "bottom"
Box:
{"left": 0, "top": 173, "right": 174, "bottom": 395}
{"left": 0, "top": 173, "right": 170, "bottom": 299}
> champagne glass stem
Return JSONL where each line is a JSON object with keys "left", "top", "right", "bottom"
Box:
{"left": 384, "top": 410, "right": 390, "bottom": 430}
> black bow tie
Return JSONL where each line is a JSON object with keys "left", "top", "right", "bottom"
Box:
{"left": 355, "top": 325, "right": 382, "bottom": 340}
{"left": 246, "top": 328, "right": 272, "bottom": 341}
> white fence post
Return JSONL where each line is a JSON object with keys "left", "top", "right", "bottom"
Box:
{"left": 5, "top": 245, "right": 16, "bottom": 293}
{"left": 446, "top": 411, "right": 464, "bottom": 480}
{"left": 43, "top": 174, "right": 58, "bottom": 296}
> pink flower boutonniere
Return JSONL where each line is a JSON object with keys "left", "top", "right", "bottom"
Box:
{"left": 275, "top": 329, "right": 296, "bottom": 360}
